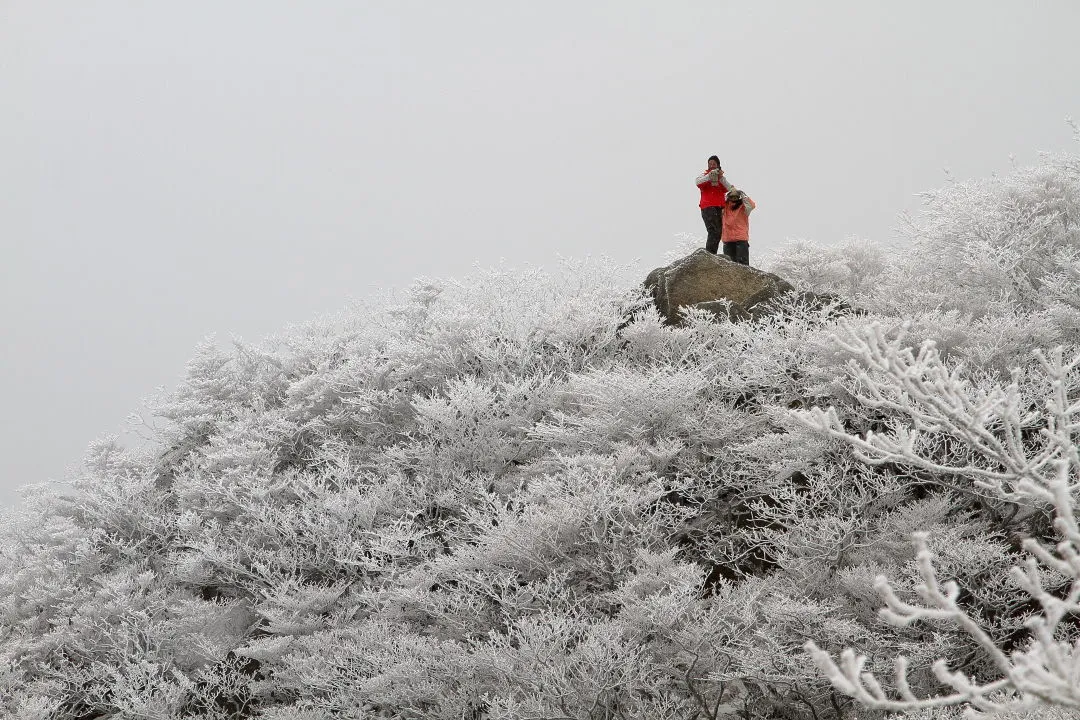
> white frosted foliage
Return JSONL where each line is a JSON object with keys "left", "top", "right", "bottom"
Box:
{"left": 1, "top": 149, "right": 1078, "bottom": 719}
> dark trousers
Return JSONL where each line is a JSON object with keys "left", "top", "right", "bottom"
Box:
{"left": 701, "top": 206, "right": 723, "bottom": 253}
{"left": 723, "top": 241, "right": 750, "bottom": 266}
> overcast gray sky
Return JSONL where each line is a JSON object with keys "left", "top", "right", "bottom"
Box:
{"left": 1, "top": 1, "right": 1078, "bottom": 507}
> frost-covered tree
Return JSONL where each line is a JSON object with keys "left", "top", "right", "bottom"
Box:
{"left": 763, "top": 235, "right": 892, "bottom": 304}
{"left": 801, "top": 324, "right": 1080, "bottom": 717}
{"left": 1, "top": 143, "right": 1078, "bottom": 720}
{"left": 765, "top": 147, "right": 1080, "bottom": 372}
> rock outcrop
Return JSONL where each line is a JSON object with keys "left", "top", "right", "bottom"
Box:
{"left": 644, "top": 249, "right": 796, "bottom": 325}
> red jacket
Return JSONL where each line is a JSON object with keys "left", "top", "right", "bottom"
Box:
{"left": 695, "top": 169, "right": 732, "bottom": 209}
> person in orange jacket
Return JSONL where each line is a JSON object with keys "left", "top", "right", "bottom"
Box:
{"left": 695, "top": 155, "right": 734, "bottom": 254}
{"left": 721, "top": 188, "right": 756, "bottom": 266}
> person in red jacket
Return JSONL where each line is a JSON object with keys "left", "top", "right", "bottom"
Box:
{"left": 696, "top": 155, "right": 734, "bottom": 254}
{"left": 721, "top": 188, "right": 756, "bottom": 266}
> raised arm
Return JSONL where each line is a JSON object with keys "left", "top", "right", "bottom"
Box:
{"left": 696, "top": 169, "right": 733, "bottom": 187}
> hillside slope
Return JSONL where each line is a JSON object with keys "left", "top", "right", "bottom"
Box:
{"left": 1, "top": 152, "right": 1078, "bottom": 720}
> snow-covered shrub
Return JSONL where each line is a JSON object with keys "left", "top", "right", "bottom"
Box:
{"left": 895, "top": 153, "right": 1080, "bottom": 319}
{"left": 763, "top": 235, "right": 893, "bottom": 303}
{"left": 3, "top": 144, "right": 1079, "bottom": 719}
{"left": 761, "top": 145, "right": 1080, "bottom": 374}
{"left": 801, "top": 323, "right": 1080, "bottom": 717}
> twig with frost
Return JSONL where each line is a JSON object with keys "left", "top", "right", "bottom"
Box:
{"left": 797, "top": 322, "right": 1080, "bottom": 714}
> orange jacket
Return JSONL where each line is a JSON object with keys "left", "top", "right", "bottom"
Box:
{"left": 722, "top": 196, "right": 756, "bottom": 242}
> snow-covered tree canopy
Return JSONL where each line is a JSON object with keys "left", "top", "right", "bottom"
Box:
{"left": 1, "top": 146, "right": 1078, "bottom": 720}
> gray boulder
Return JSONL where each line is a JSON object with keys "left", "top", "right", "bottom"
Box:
{"left": 644, "top": 249, "right": 796, "bottom": 325}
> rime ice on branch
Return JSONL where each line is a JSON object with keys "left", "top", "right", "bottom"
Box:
{"left": 799, "top": 322, "right": 1080, "bottom": 715}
